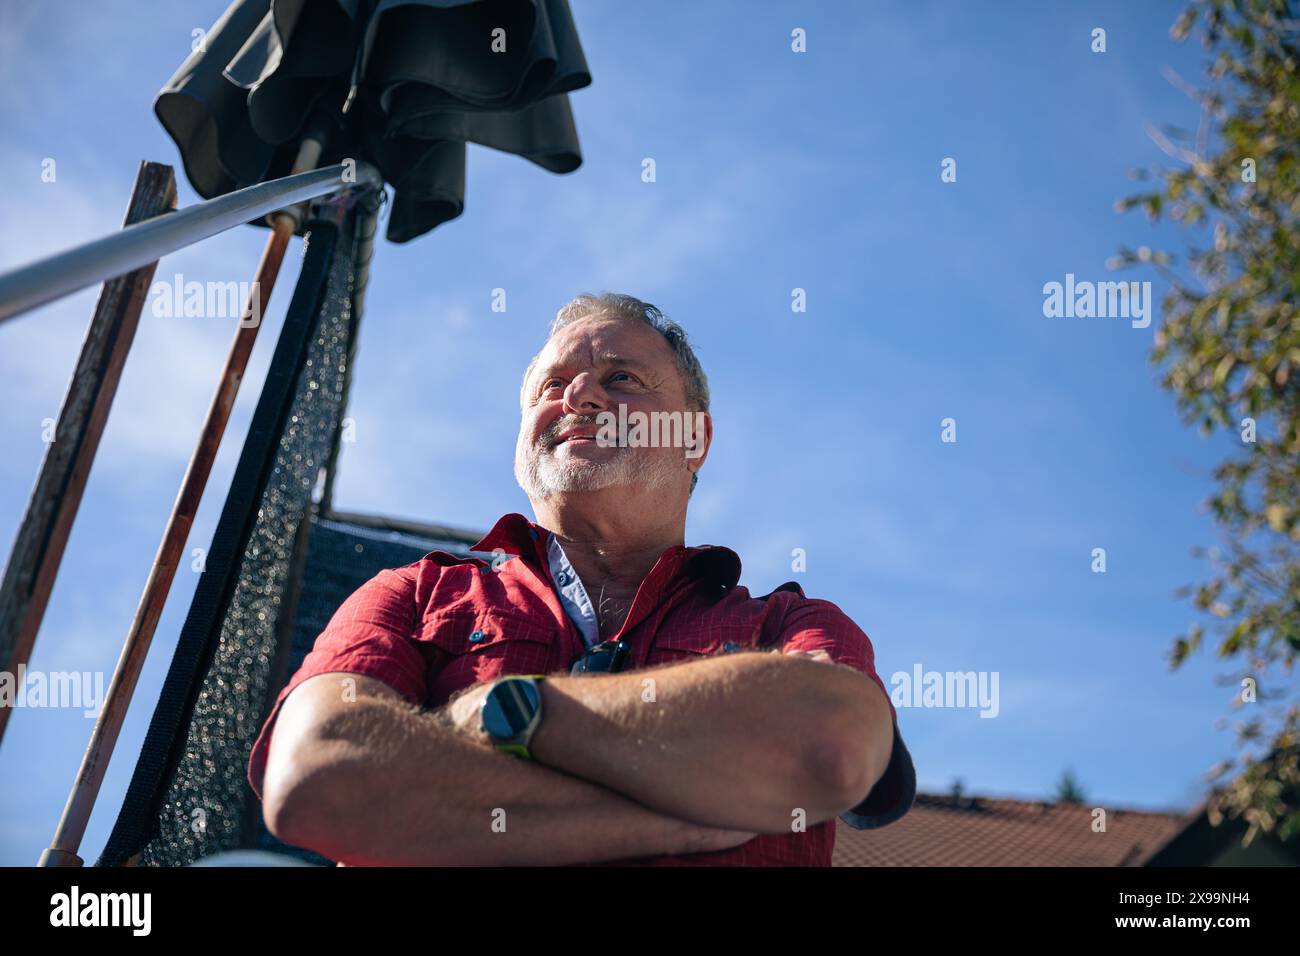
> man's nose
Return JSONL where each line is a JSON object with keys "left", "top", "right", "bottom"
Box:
{"left": 561, "top": 372, "right": 608, "bottom": 416}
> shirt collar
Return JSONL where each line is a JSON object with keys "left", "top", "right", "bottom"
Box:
{"left": 470, "top": 512, "right": 742, "bottom": 591}
{"left": 471, "top": 512, "right": 545, "bottom": 556}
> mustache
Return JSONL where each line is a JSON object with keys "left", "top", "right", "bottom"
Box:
{"left": 539, "top": 413, "right": 603, "bottom": 449}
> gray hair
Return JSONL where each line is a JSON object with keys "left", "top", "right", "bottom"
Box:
{"left": 520, "top": 292, "right": 710, "bottom": 494}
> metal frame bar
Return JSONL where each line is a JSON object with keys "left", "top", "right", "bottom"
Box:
{"left": 0, "top": 161, "right": 177, "bottom": 748}
{"left": 0, "top": 161, "right": 383, "bottom": 324}
{"left": 38, "top": 214, "right": 299, "bottom": 867}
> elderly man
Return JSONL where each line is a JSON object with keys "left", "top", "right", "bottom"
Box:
{"left": 248, "top": 292, "right": 915, "bottom": 866}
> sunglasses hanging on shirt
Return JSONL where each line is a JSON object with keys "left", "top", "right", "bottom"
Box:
{"left": 570, "top": 638, "right": 630, "bottom": 675}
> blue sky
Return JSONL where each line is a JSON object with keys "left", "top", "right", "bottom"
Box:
{"left": 0, "top": 0, "right": 1250, "bottom": 864}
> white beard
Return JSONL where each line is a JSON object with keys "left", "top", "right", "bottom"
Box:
{"left": 514, "top": 429, "right": 684, "bottom": 500}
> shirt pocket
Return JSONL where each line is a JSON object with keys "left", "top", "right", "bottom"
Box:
{"left": 649, "top": 622, "right": 766, "bottom": 665}
{"left": 419, "top": 607, "right": 561, "bottom": 702}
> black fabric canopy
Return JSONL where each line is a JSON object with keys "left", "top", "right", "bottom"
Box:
{"left": 156, "top": 0, "right": 590, "bottom": 242}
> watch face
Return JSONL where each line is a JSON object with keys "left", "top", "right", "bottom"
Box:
{"left": 482, "top": 678, "right": 542, "bottom": 741}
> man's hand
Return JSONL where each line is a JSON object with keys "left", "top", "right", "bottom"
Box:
{"left": 783, "top": 647, "right": 833, "bottom": 665}
{"left": 446, "top": 682, "right": 492, "bottom": 745}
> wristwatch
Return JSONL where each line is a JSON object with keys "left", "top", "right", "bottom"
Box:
{"left": 480, "top": 675, "right": 547, "bottom": 759}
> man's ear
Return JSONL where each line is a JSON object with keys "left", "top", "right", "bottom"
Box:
{"left": 685, "top": 409, "right": 712, "bottom": 474}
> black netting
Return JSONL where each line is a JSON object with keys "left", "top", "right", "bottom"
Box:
{"left": 97, "top": 198, "right": 371, "bottom": 866}
{"left": 251, "top": 515, "right": 483, "bottom": 864}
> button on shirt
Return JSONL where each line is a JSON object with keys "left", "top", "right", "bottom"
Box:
{"left": 248, "top": 512, "right": 917, "bottom": 865}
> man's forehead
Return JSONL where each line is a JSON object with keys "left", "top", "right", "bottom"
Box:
{"left": 537, "top": 316, "right": 672, "bottom": 371}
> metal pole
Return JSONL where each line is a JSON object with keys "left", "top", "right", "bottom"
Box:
{"left": 0, "top": 161, "right": 382, "bottom": 325}
{"left": 0, "top": 161, "right": 177, "bottom": 749}
{"left": 37, "top": 135, "right": 353, "bottom": 866}
{"left": 38, "top": 216, "right": 296, "bottom": 867}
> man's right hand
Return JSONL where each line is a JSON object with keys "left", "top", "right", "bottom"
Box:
{"left": 673, "top": 821, "right": 759, "bottom": 855}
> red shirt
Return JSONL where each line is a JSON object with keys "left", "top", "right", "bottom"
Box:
{"left": 249, "top": 513, "right": 915, "bottom": 865}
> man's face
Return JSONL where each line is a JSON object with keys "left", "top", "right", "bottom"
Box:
{"left": 514, "top": 314, "right": 704, "bottom": 502}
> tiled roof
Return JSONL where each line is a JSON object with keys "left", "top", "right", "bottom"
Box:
{"left": 833, "top": 792, "right": 1193, "bottom": 867}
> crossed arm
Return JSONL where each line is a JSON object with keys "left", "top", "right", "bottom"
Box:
{"left": 259, "top": 649, "right": 894, "bottom": 866}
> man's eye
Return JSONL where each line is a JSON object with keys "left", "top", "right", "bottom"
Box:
{"left": 608, "top": 372, "right": 634, "bottom": 384}
{"left": 541, "top": 379, "right": 564, "bottom": 392}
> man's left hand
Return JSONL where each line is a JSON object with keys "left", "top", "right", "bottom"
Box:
{"left": 446, "top": 682, "right": 492, "bottom": 745}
